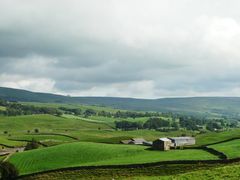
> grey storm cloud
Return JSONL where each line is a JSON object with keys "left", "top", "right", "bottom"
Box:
{"left": 1, "top": 0, "right": 240, "bottom": 98}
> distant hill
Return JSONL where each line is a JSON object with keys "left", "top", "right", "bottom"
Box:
{"left": 0, "top": 86, "right": 240, "bottom": 118}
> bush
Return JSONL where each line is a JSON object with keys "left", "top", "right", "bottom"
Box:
{"left": 0, "top": 161, "right": 19, "bottom": 180}
{"left": 25, "top": 139, "right": 40, "bottom": 151}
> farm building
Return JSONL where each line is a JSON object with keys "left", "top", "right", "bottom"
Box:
{"left": 120, "top": 140, "right": 132, "bottom": 144}
{"left": 169, "top": 137, "right": 195, "bottom": 147}
{"left": 129, "top": 138, "right": 147, "bottom": 145}
{"left": 153, "top": 138, "right": 172, "bottom": 151}
{"left": 120, "top": 138, "right": 147, "bottom": 145}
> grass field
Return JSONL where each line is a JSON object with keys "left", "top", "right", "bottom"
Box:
{"left": 9, "top": 142, "right": 217, "bottom": 175}
{"left": 0, "top": 114, "right": 112, "bottom": 133}
{"left": 19, "top": 163, "right": 240, "bottom": 180}
{"left": 142, "top": 163, "right": 240, "bottom": 180}
{"left": 195, "top": 129, "right": 240, "bottom": 146}
{"left": 9, "top": 134, "right": 77, "bottom": 144}
{"left": 0, "top": 106, "right": 6, "bottom": 111}
{"left": 209, "top": 139, "right": 240, "bottom": 159}
{"left": 1, "top": 114, "right": 240, "bottom": 147}
{"left": 0, "top": 136, "right": 25, "bottom": 147}
{"left": 0, "top": 101, "right": 239, "bottom": 179}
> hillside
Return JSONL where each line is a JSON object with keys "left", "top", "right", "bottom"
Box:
{"left": 10, "top": 142, "right": 216, "bottom": 175}
{"left": 1, "top": 87, "right": 240, "bottom": 117}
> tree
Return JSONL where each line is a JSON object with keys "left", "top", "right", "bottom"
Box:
{"left": 84, "top": 109, "right": 96, "bottom": 117}
{"left": 179, "top": 116, "right": 199, "bottom": 131}
{"left": 0, "top": 161, "right": 19, "bottom": 180}
{"left": 25, "top": 139, "right": 39, "bottom": 151}
{"left": 115, "top": 121, "right": 143, "bottom": 130}
{"left": 72, "top": 109, "right": 81, "bottom": 116}
{"left": 143, "top": 118, "right": 170, "bottom": 130}
{"left": 172, "top": 121, "right": 180, "bottom": 130}
{"left": 206, "top": 121, "right": 222, "bottom": 131}
{"left": 56, "top": 111, "right": 63, "bottom": 117}
{"left": 34, "top": 128, "right": 39, "bottom": 133}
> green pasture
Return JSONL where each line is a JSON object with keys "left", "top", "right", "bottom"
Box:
{"left": 147, "top": 163, "right": 240, "bottom": 180}
{"left": 10, "top": 142, "right": 217, "bottom": 175}
{"left": 195, "top": 129, "right": 240, "bottom": 146}
{"left": 209, "top": 139, "right": 240, "bottom": 159}
{"left": 0, "top": 114, "right": 112, "bottom": 133}
{"left": 0, "top": 136, "right": 26, "bottom": 147}
{"left": 9, "top": 134, "right": 76, "bottom": 143}
{"left": 0, "top": 106, "right": 6, "bottom": 111}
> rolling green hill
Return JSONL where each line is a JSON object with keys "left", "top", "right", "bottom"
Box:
{"left": 1, "top": 87, "right": 240, "bottom": 117}
{"left": 10, "top": 142, "right": 217, "bottom": 175}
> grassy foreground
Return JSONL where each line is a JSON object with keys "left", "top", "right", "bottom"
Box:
{"left": 138, "top": 163, "right": 240, "bottom": 180}
{"left": 9, "top": 142, "right": 217, "bottom": 175}
{"left": 19, "top": 163, "right": 240, "bottom": 180}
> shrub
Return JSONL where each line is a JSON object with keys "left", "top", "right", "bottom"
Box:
{"left": 25, "top": 139, "right": 39, "bottom": 151}
{"left": 0, "top": 161, "right": 19, "bottom": 180}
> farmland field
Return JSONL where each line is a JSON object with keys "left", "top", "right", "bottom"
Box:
{"left": 1, "top": 100, "right": 240, "bottom": 179}
{"left": 19, "top": 163, "right": 240, "bottom": 180}
{"left": 209, "top": 139, "right": 240, "bottom": 159}
{"left": 195, "top": 129, "right": 240, "bottom": 146}
{"left": 10, "top": 142, "right": 217, "bottom": 175}
{"left": 0, "top": 114, "right": 112, "bottom": 133}
{"left": 0, "top": 105, "right": 6, "bottom": 111}
{"left": 0, "top": 136, "right": 25, "bottom": 147}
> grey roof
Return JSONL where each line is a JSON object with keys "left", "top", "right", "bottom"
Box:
{"left": 159, "top": 138, "right": 171, "bottom": 142}
{"left": 169, "top": 137, "right": 195, "bottom": 140}
{"left": 131, "top": 138, "right": 146, "bottom": 142}
{"left": 120, "top": 140, "right": 132, "bottom": 144}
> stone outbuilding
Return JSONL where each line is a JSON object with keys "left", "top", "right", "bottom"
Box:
{"left": 152, "top": 138, "right": 172, "bottom": 151}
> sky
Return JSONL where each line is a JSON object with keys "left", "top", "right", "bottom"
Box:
{"left": 1, "top": 0, "right": 240, "bottom": 98}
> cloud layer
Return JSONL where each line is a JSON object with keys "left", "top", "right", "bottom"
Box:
{"left": 1, "top": 0, "right": 240, "bottom": 98}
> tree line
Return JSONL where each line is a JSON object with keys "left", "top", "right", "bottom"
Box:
{"left": 0, "top": 99, "right": 62, "bottom": 116}
{"left": 115, "top": 116, "right": 238, "bottom": 131}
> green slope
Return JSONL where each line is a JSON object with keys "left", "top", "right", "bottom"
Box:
{"left": 10, "top": 142, "right": 217, "bottom": 175}
{"left": 0, "top": 114, "right": 112, "bottom": 132}
{"left": 209, "top": 139, "right": 240, "bottom": 159}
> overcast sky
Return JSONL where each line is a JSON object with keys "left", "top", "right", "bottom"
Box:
{"left": 1, "top": 0, "right": 240, "bottom": 98}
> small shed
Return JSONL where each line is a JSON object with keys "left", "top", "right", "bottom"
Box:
{"left": 152, "top": 138, "right": 172, "bottom": 151}
{"left": 120, "top": 138, "right": 147, "bottom": 145}
{"left": 129, "top": 138, "right": 147, "bottom": 145}
{"left": 169, "top": 137, "right": 195, "bottom": 147}
{"left": 120, "top": 140, "right": 132, "bottom": 144}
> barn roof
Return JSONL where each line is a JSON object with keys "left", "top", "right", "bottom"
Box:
{"left": 159, "top": 138, "right": 171, "bottom": 142}
{"left": 131, "top": 138, "right": 146, "bottom": 141}
{"left": 120, "top": 140, "right": 132, "bottom": 144}
{"left": 169, "top": 137, "right": 195, "bottom": 140}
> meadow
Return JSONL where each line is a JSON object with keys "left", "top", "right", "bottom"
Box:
{"left": 9, "top": 141, "right": 217, "bottom": 175}
{"left": 0, "top": 106, "right": 6, "bottom": 111}
{"left": 1, "top": 101, "right": 240, "bottom": 179}
{"left": 20, "top": 163, "right": 240, "bottom": 180}
{"left": 209, "top": 139, "right": 240, "bottom": 159}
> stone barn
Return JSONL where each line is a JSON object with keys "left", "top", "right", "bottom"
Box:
{"left": 169, "top": 137, "right": 195, "bottom": 147}
{"left": 152, "top": 138, "right": 172, "bottom": 151}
